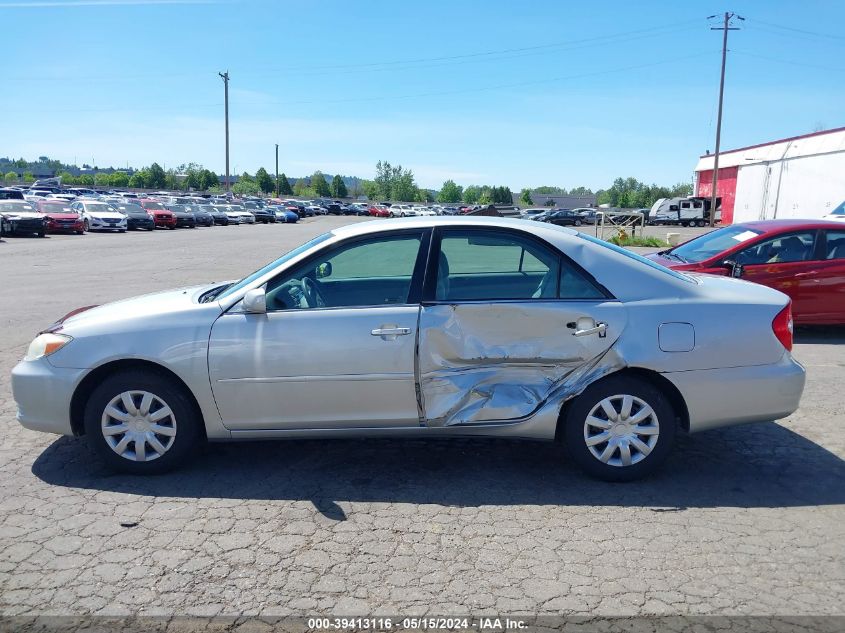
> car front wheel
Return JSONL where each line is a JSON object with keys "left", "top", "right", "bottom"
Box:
{"left": 562, "top": 374, "right": 675, "bottom": 482}
{"left": 83, "top": 370, "right": 202, "bottom": 474}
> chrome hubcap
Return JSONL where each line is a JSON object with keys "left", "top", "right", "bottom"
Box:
{"left": 101, "top": 390, "right": 177, "bottom": 462}
{"left": 583, "top": 394, "right": 659, "bottom": 467}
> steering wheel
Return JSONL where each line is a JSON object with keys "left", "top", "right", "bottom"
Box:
{"left": 300, "top": 277, "right": 327, "bottom": 308}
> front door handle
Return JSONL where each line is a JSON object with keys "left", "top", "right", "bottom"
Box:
{"left": 371, "top": 326, "right": 412, "bottom": 340}
{"left": 573, "top": 322, "right": 608, "bottom": 338}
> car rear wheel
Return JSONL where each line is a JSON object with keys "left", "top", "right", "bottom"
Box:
{"left": 574, "top": 219, "right": 582, "bottom": 226}
{"left": 83, "top": 219, "right": 90, "bottom": 231}
{"left": 562, "top": 374, "right": 675, "bottom": 482}
{"left": 83, "top": 370, "right": 202, "bottom": 474}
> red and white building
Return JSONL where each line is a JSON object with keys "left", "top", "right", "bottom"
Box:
{"left": 694, "top": 126, "right": 845, "bottom": 225}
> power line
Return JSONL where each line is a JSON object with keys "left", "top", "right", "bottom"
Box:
{"left": 732, "top": 50, "right": 845, "bottom": 72}
{"left": 751, "top": 18, "right": 845, "bottom": 41}
{"left": 5, "top": 19, "right": 701, "bottom": 83}
{"left": 0, "top": 51, "right": 718, "bottom": 115}
{"left": 707, "top": 11, "right": 744, "bottom": 228}
{"left": 237, "top": 51, "right": 719, "bottom": 109}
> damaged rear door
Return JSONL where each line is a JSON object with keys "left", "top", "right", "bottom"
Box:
{"left": 417, "top": 227, "right": 627, "bottom": 426}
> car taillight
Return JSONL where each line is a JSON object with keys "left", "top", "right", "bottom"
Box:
{"left": 772, "top": 303, "right": 793, "bottom": 352}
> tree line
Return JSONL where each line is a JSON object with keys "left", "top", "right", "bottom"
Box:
{"left": 2, "top": 155, "right": 694, "bottom": 208}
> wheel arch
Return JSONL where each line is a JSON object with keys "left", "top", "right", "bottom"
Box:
{"left": 69, "top": 359, "right": 206, "bottom": 439}
{"left": 555, "top": 366, "right": 690, "bottom": 441}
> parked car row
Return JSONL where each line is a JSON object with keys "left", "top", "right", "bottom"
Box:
{"left": 0, "top": 188, "right": 303, "bottom": 238}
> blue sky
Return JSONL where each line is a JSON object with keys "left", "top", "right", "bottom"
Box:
{"left": 2, "top": 0, "right": 843, "bottom": 190}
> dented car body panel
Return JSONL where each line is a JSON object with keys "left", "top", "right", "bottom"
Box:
{"left": 12, "top": 217, "right": 805, "bottom": 448}
{"left": 416, "top": 302, "right": 627, "bottom": 426}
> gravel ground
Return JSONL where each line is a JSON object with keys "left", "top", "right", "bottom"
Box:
{"left": 0, "top": 217, "right": 843, "bottom": 618}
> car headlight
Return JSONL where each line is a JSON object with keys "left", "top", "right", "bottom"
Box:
{"left": 24, "top": 333, "right": 73, "bottom": 361}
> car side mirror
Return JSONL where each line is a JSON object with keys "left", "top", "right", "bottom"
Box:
{"left": 316, "top": 262, "right": 332, "bottom": 279}
{"left": 724, "top": 260, "right": 744, "bottom": 278}
{"left": 242, "top": 288, "right": 267, "bottom": 314}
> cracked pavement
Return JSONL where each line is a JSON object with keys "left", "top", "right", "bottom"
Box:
{"left": 0, "top": 218, "right": 843, "bottom": 617}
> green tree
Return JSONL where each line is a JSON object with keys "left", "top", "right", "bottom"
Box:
{"left": 23, "top": 172, "right": 35, "bottom": 183}
{"left": 165, "top": 169, "right": 182, "bottom": 190}
{"left": 57, "top": 171, "right": 76, "bottom": 185}
{"left": 392, "top": 167, "right": 417, "bottom": 202}
{"left": 77, "top": 174, "right": 94, "bottom": 186}
{"left": 463, "top": 185, "right": 481, "bottom": 204}
{"left": 437, "top": 179, "right": 463, "bottom": 203}
{"left": 569, "top": 186, "right": 593, "bottom": 195}
{"left": 147, "top": 162, "right": 167, "bottom": 189}
{"left": 14, "top": 158, "right": 27, "bottom": 169}
{"left": 360, "top": 179, "right": 379, "bottom": 200}
{"left": 199, "top": 169, "right": 219, "bottom": 191}
{"left": 94, "top": 173, "right": 110, "bottom": 186}
{"left": 330, "top": 174, "right": 348, "bottom": 198}
{"left": 519, "top": 188, "right": 533, "bottom": 205}
{"left": 232, "top": 178, "right": 261, "bottom": 195}
{"left": 311, "top": 171, "right": 331, "bottom": 197}
{"left": 129, "top": 171, "right": 148, "bottom": 188}
{"left": 4, "top": 171, "right": 18, "bottom": 183}
{"left": 256, "top": 167, "right": 275, "bottom": 194}
{"left": 374, "top": 161, "right": 393, "bottom": 200}
{"left": 109, "top": 171, "right": 129, "bottom": 188}
{"left": 535, "top": 186, "right": 567, "bottom": 195}
{"left": 278, "top": 173, "right": 293, "bottom": 196}
{"left": 293, "top": 179, "right": 308, "bottom": 197}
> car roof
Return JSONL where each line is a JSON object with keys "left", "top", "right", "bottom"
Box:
{"left": 741, "top": 218, "right": 845, "bottom": 231}
{"left": 330, "top": 215, "right": 579, "bottom": 239}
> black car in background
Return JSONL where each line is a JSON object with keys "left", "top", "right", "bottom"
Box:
{"left": 543, "top": 209, "right": 584, "bottom": 227}
{"left": 250, "top": 207, "right": 277, "bottom": 223}
{"left": 191, "top": 205, "right": 215, "bottom": 227}
{"left": 0, "top": 188, "right": 25, "bottom": 200}
{"left": 166, "top": 204, "right": 197, "bottom": 228}
{"left": 111, "top": 202, "right": 155, "bottom": 231}
{"left": 200, "top": 205, "right": 229, "bottom": 226}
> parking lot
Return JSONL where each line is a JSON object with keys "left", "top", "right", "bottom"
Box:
{"left": 0, "top": 217, "right": 843, "bottom": 618}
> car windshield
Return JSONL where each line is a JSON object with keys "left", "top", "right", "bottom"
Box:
{"left": 668, "top": 225, "right": 764, "bottom": 263}
{"left": 84, "top": 203, "right": 116, "bottom": 213}
{"left": 577, "top": 233, "right": 693, "bottom": 282}
{"left": 142, "top": 202, "right": 165, "bottom": 210}
{"left": 216, "top": 233, "right": 334, "bottom": 301}
{"left": 0, "top": 201, "right": 35, "bottom": 212}
{"left": 41, "top": 204, "right": 74, "bottom": 213}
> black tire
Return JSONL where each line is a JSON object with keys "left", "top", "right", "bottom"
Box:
{"left": 562, "top": 374, "right": 676, "bottom": 482}
{"left": 574, "top": 219, "right": 582, "bottom": 226}
{"left": 118, "top": 229, "right": 126, "bottom": 233}
{"left": 83, "top": 219, "right": 90, "bottom": 232}
{"left": 38, "top": 230, "right": 46, "bottom": 238}
{"left": 83, "top": 369, "right": 202, "bottom": 475}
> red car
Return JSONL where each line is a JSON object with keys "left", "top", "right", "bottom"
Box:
{"left": 368, "top": 205, "right": 390, "bottom": 218}
{"left": 646, "top": 219, "right": 845, "bottom": 325}
{"left": 137, "top": 199, "right": 177, "bottom": 229}
{"left": 35, "top": 199, "right": 84, "bottom": 234}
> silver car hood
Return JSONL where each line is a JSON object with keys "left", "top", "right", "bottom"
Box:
{"left": 57, "top": 283, "right": 226, "bottom": 332}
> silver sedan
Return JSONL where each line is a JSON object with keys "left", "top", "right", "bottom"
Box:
{"left": 11, "top": 217, "right": 805, "bottom": 481}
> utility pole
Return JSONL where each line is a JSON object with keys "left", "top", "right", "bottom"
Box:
{"left": 275, "top": 143, "right": 279, "bottom": 198}
{"left": 707, "top": 12, "right": 743, "bottom": 226}
{"left": 218, "top": 71, "right": 230, "bottom": 192}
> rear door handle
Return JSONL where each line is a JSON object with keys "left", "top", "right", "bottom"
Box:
{"left": 371, "top": 327, "right": 412, "bottom": 340}
{"left": 573, "top": 322, "right": 608, "bottom": 337}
